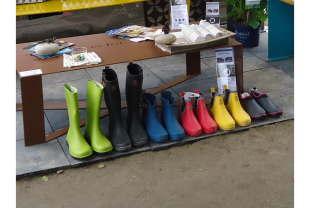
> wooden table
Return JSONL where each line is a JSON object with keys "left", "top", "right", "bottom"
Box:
{"left": 16, "top": 31, "right": 243, "bottom": 146}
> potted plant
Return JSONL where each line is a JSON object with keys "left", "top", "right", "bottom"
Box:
{"left": 225, "top": 0, "right": 268, "bottom": 47}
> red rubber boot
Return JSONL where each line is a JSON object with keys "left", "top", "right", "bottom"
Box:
{"left": 179, "top": 92, "right": 202, "bottom": 137}
{"left": 194, "top": 89, "right": 218, "bottom": 134}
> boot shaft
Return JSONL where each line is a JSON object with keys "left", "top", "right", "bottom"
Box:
{"left": 142, "top": 93, "right": 158, "bottom": 118}
{"left": 102, "top": 68, "right": 123, "bottom": 124}
{"left": 86, "top": 80, "right": 104, "bottom": 124}
{"left": 64, "top": 83, "right": 80, "bottom": 128}
{"left": 126, "top": 63, "right": 143, "bottom": 113}
{"left": 160, "top": 91, "right": 176, "bottom": 119}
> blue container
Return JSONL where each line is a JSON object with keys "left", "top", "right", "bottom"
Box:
{"left": 233, "top": 24, "right": 260, "bottom": 48}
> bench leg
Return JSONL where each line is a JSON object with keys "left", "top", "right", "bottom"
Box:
{"left": 186, "top": 51, "right": 201, "bottom": 75}
{"left": 234, "top": 44, "right": 244, "bottom": 93}
{"left": 20, "top": 74, "right": 46, "bottom": 146}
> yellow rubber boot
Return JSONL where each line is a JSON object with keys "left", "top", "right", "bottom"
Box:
{"left": 223, "top": 85, "right": 251, "bottom": 127}
{"left": 210, "top": 88, "right": 235, "bottom": 131}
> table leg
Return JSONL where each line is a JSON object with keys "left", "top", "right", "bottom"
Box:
{"left": 186, "top": 51, "right": 201, "bottom": 75}
{"left": 234, "top": 44, "right": 244, "bottom": 93}
{"left": 20, "top": 74, "right": 46, "bottom": 146}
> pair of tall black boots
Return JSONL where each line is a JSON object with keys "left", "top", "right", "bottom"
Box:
{"left": 102, "top": 63, "right": 148, "bottom": 151}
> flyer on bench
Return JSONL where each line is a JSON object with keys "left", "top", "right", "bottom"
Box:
{"left": 215, "top": 47, "right": 237, "bottom": 94}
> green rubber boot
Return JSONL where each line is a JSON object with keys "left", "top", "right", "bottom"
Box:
{"left": 84, "top": 80, "right": 113, "bottom": 153}
{"left": 64, "top": 83, "right": 93, "bottom": 159}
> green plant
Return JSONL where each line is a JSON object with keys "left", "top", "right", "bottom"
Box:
{"left": 226, "top": 0, "right": 268, "bottom": 29}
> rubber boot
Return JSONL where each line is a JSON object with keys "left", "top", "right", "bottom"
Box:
{"left": 223, "top": 85, "right": 251, "bottom": 127}
{"left": 250, "top": 86, "right": 283, "bottom": 117}
{"left": 210, "top": 87, "right": 235, "bottom": 131}
{"left": 64, "top": 83, "right": 93, "bottom": 159}
{"left": 194, "top": 89, "right": 218, "bottom": 134}
{"left": 179, "top": 92, "right": 202, "bottom": 137}
{"left": 126, "top": 63, "right": 148, "bottom": 146}
{"left": 83, "top": 80, "right": 113, "bottom": 153}
{"left": 142, "top": 93, "right": 168, "bottom": 143}
{"left": 102, "top": 68, "right": 132, "bottom": 151}
{"left": 161, "top": 91, "right": 185, "bottom": 141}
{"left": 239, "top": 91, "right": 267, "bottom": 119}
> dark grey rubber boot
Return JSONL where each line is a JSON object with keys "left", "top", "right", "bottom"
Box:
{"left": 102, "top": 68, "right": 132, "bottom": 151}
{"left": 126, "top": 63, "right": 148, "bottom": 146}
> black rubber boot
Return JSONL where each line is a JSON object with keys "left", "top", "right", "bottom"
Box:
{"left": 102, "top": 68, "right": 132, "bottom": 151}
{"left": 126, "top": 63, "right": 148, "bottom": 146}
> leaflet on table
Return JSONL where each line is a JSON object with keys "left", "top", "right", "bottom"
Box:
{"left": 206, "top": 2, "right": 220, "bottom": 26}
{"left": 215, "top": 47, "right": 236, "bottom": 94}
{"left": 170, "top": 0, "right": 189, "bottom": 30}
{"left": 22, "top": 40, "right": 75, "bottom": 52}
{"left": 105, "top": 25, "right": 155, "bottom": 42}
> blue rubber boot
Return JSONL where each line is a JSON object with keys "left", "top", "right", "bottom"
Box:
{"left": 142, "top": 93, "right": 168, "bottom": 143}
{"left": 160, "top": 91, "right": 185, "bottom": 141}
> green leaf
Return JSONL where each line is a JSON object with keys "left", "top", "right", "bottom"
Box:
{"left": 227, "top": 11, "right": 239, "bottom": 19}
{"left": 260, "top": 15, "right": 267, "bottom": 23}
{"left": 225, "top": 0, "right": 234, "bottom": 5}
{"left": 248, "top": 17, "right": 260, "bottom": 29}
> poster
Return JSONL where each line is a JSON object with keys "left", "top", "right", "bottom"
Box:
{"left": 206, "top": 2, "right": 220, "bottom": 26}
{"left": 170, "top": 0, "right": 189, "bottom": 30}
{"left": 215, "top": 47, "right": 237, "bottom": 94}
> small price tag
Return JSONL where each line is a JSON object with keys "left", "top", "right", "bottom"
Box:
{"left": 20, "top": 69, "right": 42, "bottom": 77}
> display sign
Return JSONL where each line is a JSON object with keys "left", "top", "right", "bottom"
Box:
{"left": 215, "top": 48, "right": 237, "bottom": 94}
{"left": 20, "top": 69, "right": 43, "bottom": 77}
{"left": 245, "top": 0, "right": 261, "bottom": 9}
{"left": 206, "top": 2, "right": 220, "bottom": 26}
{"left": 170, "top": 0, "right": 189, "bottom": 30}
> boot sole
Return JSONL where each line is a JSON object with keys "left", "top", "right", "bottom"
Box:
{"left": 132, "top": 140, "right": 148, "bottom": 147}
{"left": 219, "top": 125, "right": 235, "bottom": 131}
{"left": 251, "top": 113, "right": 267, "bottom": 119}
{"left": 114, "top": 144, "right": 132, "bottom": 152}
{"left": 83, "top": 135, "right": 114, "bottom": 154}
{"left": 267, "top": 111, "right": 282, "bottom": 117}
{"left": 66, "top": 141, "right": 93, "bottom": 160}
{"left": 169, "top": 134, "right": 185, "bottom": 141}
{"left": 236, "top": 120, "right": 251, "bottom": 127}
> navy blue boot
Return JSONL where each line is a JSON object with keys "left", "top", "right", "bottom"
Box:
{"left": 142, "top": 93, "right": 168, "bottom": 143}
{"left": 160, "top": 91, "right": 185, "bottom": 141}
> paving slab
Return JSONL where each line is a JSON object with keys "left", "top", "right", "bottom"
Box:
{"left": 200, "top": 49, "right": 216, "bottom": 58}
{"left": 16, "top": 111, "right": 53, "bottom": 141}
{"left": 58, "top": 133, "right": 150, "bottom": 167}
{"left": 261, "top": 88, "right": 294, "bottom": 120}
{"left": 148, "top": 131, "right": 222, "bottom": 151}
{"left": 243, "top": 67, "right": 294, "bottom": 93}
{"left": 42, "top": 78, "right": 89, "bottom": 102}
{"left": 42, "top": 69, "right": 91, "bottom": 84}
{"left": 147, "top": 61, "right": 216, "bottom": 84}
{"left": 171, "top": 77, "right": 218, "bottom": 98}
{"left": 44, "top": 109, "right": 87, "bottom": 132}
{"left": 245, "top": 32, "right": 269, "bottom": 61}
{"left": 220, "top": 116, "right": 287, "bottom": 137}
{"left": 201, "top": 51, "right": 273, "bottom": 72}
{"left": 16, "top": 139, "right": 70, "bottom": 178}
{"left": 57, "top": 110, "right": 151, "bottom": 167}
{"left": 267, "top": 57, "right": 294, "bottom": 77}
